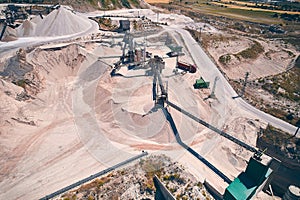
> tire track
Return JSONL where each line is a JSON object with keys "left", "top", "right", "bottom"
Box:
{"left": 0, "top": 118, "right": 72, "bottom": 182}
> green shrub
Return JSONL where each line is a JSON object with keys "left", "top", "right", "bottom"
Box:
{"left": 13, "top": 79, "right": 27, "bottom": 89}
{"left": 219, "top": 54, "right": 231, "bottom": 64}
{"left": 121, "top": 0, "right": 131, "bottom": 8}
{"left": 236, "top": 40, "right": 264, "bottom": 59}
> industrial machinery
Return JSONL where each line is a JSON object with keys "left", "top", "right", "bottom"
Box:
{"left": 0, "top": 3, "right": 60, "bottom": 40}
{"left": 193, "top": 77, "right": 210, "bottom": 89}
{"left": 150, "top": 55, "right": 167, "bottom": 106}
{"left": 176, "top": 61, "right": 197, "bottom": 73}
{"left": 134, "top": 51, "right": 274, "bottom": 200}
{"left": 223, "top": 156, "right": 273, "bottom": 200}
{"left": 105, "top": 29, "right": 274, "bottom": 199}
{"left": 0, "top": 4, "right": 28, "bottom": 40}
{"left": 166, "top": 51, "right": 184, "bottom": 57}
{"left": 207, "top": 76, "right": 219, "bottom": 99}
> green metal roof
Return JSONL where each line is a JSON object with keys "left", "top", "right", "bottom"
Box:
{"left": 196, "top": 78, "right": 206, "bottom": 84}
{"left": 224, "top": 157, "right": 273, "bottom": 200}
{"left": 225, "top": 173, "right": 257, "bottom": 200}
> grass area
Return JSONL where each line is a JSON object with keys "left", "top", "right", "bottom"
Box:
{"left": 110, "top": 0, "right": 122, "bottom": 8}
{"left": 187, "top": 22, "right": 299, "bottom": 127}
{"left": 162, "top": 0, "right": 300, "bottom": 25}
{"left": 90, "top": 0, "right": 139, "bottom": 9}
{"left": 60, "top": 155, "right": 209, "bottom": 199}
{"left": 260, "top": 124, "right": 299, "bottom": 146}
{"left": 145, "top": 0, "right": 170, "bottom": 3}
{"left": 139, "top": 155, "right": 167, "bottom": 192}
{"left": 235, "top": 40, "right": 264, "bottom": 59}
{"left": 218, "top": 0, "right": 262, "bottom": 7}
{"left": 266, "top": 106, "right": 299, "bottom": 126}
{"left": 219, "top": 54, "right": 231, "bottom": 65}
{"left": 282, "top": 36, "right": 300, "bottom": 50}
{"left": 230, "top": 70, "right": 299, "bottom": 127}
{"left": 258, "top": 124, "right": 300, "bottom": 163}
{"left": 262, "top": 128, "right": 286, "bottom": 145}
{"left": 187, "top": 28, "right": 238, "bottom": 48}
{"left": 87, "top": 0, "right": 98, "bottom": 7}
{"left": 77, "top": 177, "right": 111, "bottom": 192}
{"left": 129, "top": 0, "right": 140, "bottom": 7}
{"left": 211, "top": 1, "right": 300, "bottom": 15}
{"left": 261, "top": 65, "right": 300, "bottom": 102}
{"left": 158, "top": 0, "right": 300, "bottom": 34}
{"left": 193, "top": 2, "right": 283, "bottom": 24}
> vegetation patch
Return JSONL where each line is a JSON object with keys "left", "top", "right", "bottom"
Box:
{"left": 257, "top": 124, "right": 300, "bottom": 164}
{"left": 186, "top": 28, "right": 238, "bottom": 49}
{"left": 129, "top": 0, "right": 140, "bottom": 7}
{"left": 274, "top": 13, "right": 300, "bottom": 22}
{"left": 235, "top": 40, "right": 264, "bottom": 60}
{"left": 87, "top": 0, "right": 98, "bottom": 7}
{"left": 262, "top": 66, "right": 300, "bottom": 102}
{"left": 231, "top": 69, "right": 300, "bottom": 127}
{"left": 186, "top": 9, "right": 298, "bottom": 127}
{"left": 121, "top": 0, "right": 131, "bottom": 8}
{"left": 219, "top": 54, "right": 231, "bottom": 65}
{"left": 90, "top": 17, "right": 118, "bottom": 31}
{"left": 59, "top": 155, "right": 212, "bottom": 199}
{"left": 13, "top": 79, "right": 27, "bottom": 89}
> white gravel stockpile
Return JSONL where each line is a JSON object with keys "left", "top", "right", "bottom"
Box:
{"left": 17, "top": 7, "right": 91, "bottom": 37}
{"left": 17, "top": 19, "right": 36, "bottom": 36}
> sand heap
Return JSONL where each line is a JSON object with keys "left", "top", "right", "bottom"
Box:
{"left": 16, "top": 19, "right": 36, "bottom": 37}
{"left": 16, "top": 7, "right": 91, "bottom": 37}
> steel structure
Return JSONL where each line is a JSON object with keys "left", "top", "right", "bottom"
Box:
{"left": 208, "top": 76, "right": 219, "bottom": 99}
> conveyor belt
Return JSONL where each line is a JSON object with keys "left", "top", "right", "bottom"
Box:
{"left": 166, "top": 100, "right": 260, "bottom": 154}
{"left": 156, "top": 70, "right": 167, "bottom": 95}
{"left": 0, "top": 23, "right": 7, "bottom": 41}
{"left": 153, "top": 72, "right": 157, "bottom": 101}
{"left": 162, "top": 107, "right": 232, "bottom": 184}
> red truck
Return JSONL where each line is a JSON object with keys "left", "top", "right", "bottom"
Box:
{"left": 176, "top": 61, "right": 197, "bottom": 73}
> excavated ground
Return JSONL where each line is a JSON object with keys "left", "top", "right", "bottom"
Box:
{"left": 0, "top": 7, "right": 281, "bottom": 200}
{"left": 0, "top": 36, "right": 265, "bottom": 199}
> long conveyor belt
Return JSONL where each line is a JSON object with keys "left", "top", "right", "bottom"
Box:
{"left": 166, "top": 100, "right": 260, "bottom": 154}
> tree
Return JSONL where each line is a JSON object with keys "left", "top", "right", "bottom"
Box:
{"left": 273, "top": 13, "right": 279, "bottom": 18}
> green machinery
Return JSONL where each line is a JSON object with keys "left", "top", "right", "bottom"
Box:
{"left": 223, "top": 156, "right": 273, "bottom": 200}
{"left": 193, "top": 77, "right": 210, "bottom": 89}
